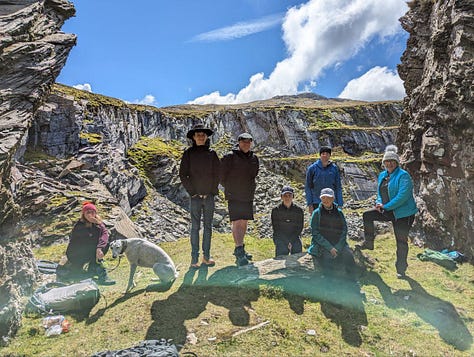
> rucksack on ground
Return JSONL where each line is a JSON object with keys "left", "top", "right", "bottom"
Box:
{"left": 26, "top": 279, "right": 100, "bottom": 316}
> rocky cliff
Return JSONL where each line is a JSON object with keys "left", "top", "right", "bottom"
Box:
{"left": 398, "top": 0, "right": 473, "bottom": 257}
{"left": 0, "top": 0, "right": 75, "bottom": 345}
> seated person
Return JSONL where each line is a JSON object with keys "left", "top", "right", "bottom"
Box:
{"left": 271, "top": 185, "right": 304, "bottom": 257}
{"left": 63, "top": 201, "right": 115, "bottom": 285}
{"left": 307, "top": 188, "right": 357, "bottom": 279}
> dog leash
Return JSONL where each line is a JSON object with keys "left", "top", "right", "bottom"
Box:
{"left": 97, "top": 255, "right": 122, "bottom": 272}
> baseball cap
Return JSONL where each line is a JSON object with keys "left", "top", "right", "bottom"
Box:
{"left": 320, "top": 188, "right": 335, "bottom": 198}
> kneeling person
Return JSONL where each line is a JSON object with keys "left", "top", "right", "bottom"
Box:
{"left": 308, "top": 188, "right": 357, "bottom": 279}
{"left": 271, "top": 186, "right": 304, "bottom": 256}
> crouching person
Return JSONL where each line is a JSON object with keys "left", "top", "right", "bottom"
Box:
{"left": 64, "top": 201, "right": 115, "bottom": 285}
{"left": 271, "top": 185, "right": 304, "bottom": 257}
{"left": 307, "top": 188, "right": 357, "bottom": 280}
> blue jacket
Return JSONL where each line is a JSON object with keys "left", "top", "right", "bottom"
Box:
{"left": 305, "top": 160, "right": 343, "bottom": 206}
{"left": 376, "top": 166, "right": 418, "bottom": 219}
{"left": 307, "top": 203, "right": 348, "bottom": 256}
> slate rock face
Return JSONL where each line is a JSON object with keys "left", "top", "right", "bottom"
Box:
{"left": 0, "top": 0, "right": 76, "bottom": 345}
{"left": 398, "top": 0, "right": 474, "bottom": 257}
{"left": 0, "top": 0, "right": 76, "bottom": 227}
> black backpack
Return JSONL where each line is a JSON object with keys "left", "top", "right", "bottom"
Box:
{"left": 26, "top": 279, "right": 100, "bottom": 316}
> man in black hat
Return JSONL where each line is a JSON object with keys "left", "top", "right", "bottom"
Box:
{"left": 179, "top": 123, "right": 220, "bottom": 268}
{"left": 271, "top": 185, "right": 304, "bottom": 257}
{"left": 220, "top": 132, "right": 259, "bottom": 266}
{"left": 305, "top": 146, "right": 343, "bottom": 213}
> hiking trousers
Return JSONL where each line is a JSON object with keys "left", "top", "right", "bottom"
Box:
{"left": 190, "top": 195, "right": 215, "bottom": 260}
{"left": 363, "top": 209, "right": 415, "bottom": 274}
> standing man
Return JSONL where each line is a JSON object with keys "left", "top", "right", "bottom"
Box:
{"left": 307, "top": 188, "right": 357, "bottom": 280}
{"left": 305, "top": 146, "right": 343, "bottom": 214}
{"left": 271, "top": 185, "right": 304, "bottom": 257}
{"left": 179, "top": 123, "right": 220, "bottom": 268}
{"left": 220, "top": 133, "right": 259, "bottom": 266}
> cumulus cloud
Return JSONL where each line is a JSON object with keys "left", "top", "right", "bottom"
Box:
{"left": 73, "top": 83, "right": 92, "bottom": 92}
{"left": 190, "top": 0, "right": 407, "bottom": 105}
{"left": 338, "top": 66, "right": 405, "bottom": 101}
{"left": 133, "top": 94, "right": 157, "bottom": 106}
{"left": 191, "top": 14, "right": 282, "bottom": 42}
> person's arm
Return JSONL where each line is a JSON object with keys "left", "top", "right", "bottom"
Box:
{"left": 179, "top": 150, "right": 196, "bottom": 196}
{"left": 375, "top": 172, "right": 384, "bottom": 205}
{"left": 334, "top": 165, "right": 343, "bottom": 207}
{"left": 293, "top": 206, "right": 304, "bottom": 237}
{"left": 96, "top": 223, "right": 109, "bottom": 249}
{"left": 335, "top": 211, "right": 348, "bottom": 251}
{"left": 219, "top": 154, "right": 230, "bottom": 187}
{"left": 305, "top": 166, "right": 314, "bottom": 210}
{"left": 210, "top": 151, "right": 220, "bottom": 195}
{"left": 383, "top": 173, "right": 413, "bottom": 211}
{"left": 271, "top": 207, "right": 280, "bottom": 236}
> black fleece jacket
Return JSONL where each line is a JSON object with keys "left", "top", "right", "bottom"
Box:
{"left": 179, "top": 144, "right": 220, "bottom": 196}
{"left": 220, "top": 149, "right": 259, "bottom": 202}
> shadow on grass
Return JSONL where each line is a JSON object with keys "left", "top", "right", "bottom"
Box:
{"left": 145, "top": 266, "right": 260, "bottom": 346}
{"left": 145, "top": 261, "right": 367, "bottom": 348}
{"left": 365, "top": 271, "right": 473, "bottom": 351}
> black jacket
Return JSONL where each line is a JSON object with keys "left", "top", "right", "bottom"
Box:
{"left": 220, "top": 149, "right": 259, "bottom": 202}
{"left": 271, "top": 203, "right": 304, "bottom": 241}
{"left": 179, "top": 144, "right": 220, "bottom": 196}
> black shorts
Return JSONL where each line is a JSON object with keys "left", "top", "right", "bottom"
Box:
{"left": 228, "top": 200, "right": 254, "bottom": 221}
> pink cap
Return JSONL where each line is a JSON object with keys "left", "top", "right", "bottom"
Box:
{"left": 82, "top": 201, "right": 97, "bottom": 213}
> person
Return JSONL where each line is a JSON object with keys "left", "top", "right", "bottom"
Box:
{"left": 65, "top": 201, "right": 115, "bottom": 285}
{"left": 179, "top": 123, "right": 220, "bottom": 268}
{"left": 358, "top": 145, "right": 418, "bottom": 278}
{"left": 271, "top": 185, "right": 304, "bottom": 257}
{"left": 220, "top": 132, "right": 259, "bottom": 266}
{"left": 305, "top": 146, "right": 343, "bottom": 214}
{"left": 307, "top": 188, "right": 357, "bottom": 279}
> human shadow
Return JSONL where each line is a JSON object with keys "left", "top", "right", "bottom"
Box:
{"left": 266, "top": 269, "right": 367, "bottom": 347}
{"left": 365, "top": 271, "right": 472, "bottom": 351}
{"left": 145, "top": 265, "right": 260, "bottom": 346}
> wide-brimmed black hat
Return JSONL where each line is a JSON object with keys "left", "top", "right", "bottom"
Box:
{"left": 186, "top": 123, "right": 214, "bottom": 139}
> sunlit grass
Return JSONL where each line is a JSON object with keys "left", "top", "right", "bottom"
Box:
{"left": 2, "top": 233, "right": 473, "bottom": 356}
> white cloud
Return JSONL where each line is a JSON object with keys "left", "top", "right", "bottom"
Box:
{"left": 133, "top": 94, "right": 157, "bottom": 106}
{"left": 73, "top": 83, "right": 92, "bottom": 92}
{"left": 190, "top": 0, "right": 407, "bottom": 105}
{"left": 191, "top": 14, "right": 282, "bottom": 42}
{"left": 338, "top": 66, "right": 405, "bottom": 101}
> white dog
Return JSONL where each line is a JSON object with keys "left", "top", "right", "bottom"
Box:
{"left": 110, "top": 238, "right": 178, "bottom": 292}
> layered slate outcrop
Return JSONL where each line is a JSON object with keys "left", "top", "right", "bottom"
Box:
{"left": 0, "top": 0, "right": 75, "bottom": 345}
{"left": 398, "top": 0, "right": 473, "bottom": 257}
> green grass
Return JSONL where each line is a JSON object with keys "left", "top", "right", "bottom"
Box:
{"left": 2, "top": 233, "right": 473, "bottom": 356}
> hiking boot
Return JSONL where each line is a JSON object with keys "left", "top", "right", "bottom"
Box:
{"left": 357, "top": 240, "right": 374, "bottom": 250}
{"left": 201, "top": 257, "right": 216, "bottom": 267}
{"left": 242, "top": 244, "right": 253, "bottom": 260}
{"left": 396, "top": 272, "right": 407, "bottom": 279}
{"left": 190, "top": 257, "right": 200, "bottom": 269}
{"left": 236, "top": 255, "right": 249, "bottom": 266}
{"left": 97, "top": 267, "right": 116, "bottom": 285}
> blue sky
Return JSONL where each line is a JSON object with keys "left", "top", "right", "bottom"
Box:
{"left": 57, "top": 0, "right": 409, "bottom": 107}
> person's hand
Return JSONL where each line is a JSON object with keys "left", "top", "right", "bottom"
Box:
{"left": 308, "top": 205, "right": 314, "bottom": 214}
{"left": 88, "top": 216, "right": 100, "bottom": 224}
{"left": 96, "top": 248, "right": 104, "bottom": 260}
{"left": 375, "top": 203, "right": 384, "bottom": 212}
{"left": 330, "top": 248, "right": 338, "bottom": 258}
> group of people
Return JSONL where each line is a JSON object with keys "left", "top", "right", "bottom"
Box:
{"left": 64, "top": 125, "right": 417, "bottom": 284}
{"left": 179, "top": 124, "right": 418, "bottom": 279}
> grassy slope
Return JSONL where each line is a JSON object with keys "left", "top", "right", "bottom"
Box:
{"left": 1, "top": 233, "right": 473, "bottom": 357}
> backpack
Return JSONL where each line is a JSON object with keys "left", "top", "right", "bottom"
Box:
{"left": 26, "top": 279, "right": 100, "bottom": 316}
{"left": 417, "top": 248, "right": 458, "bottom": 271}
